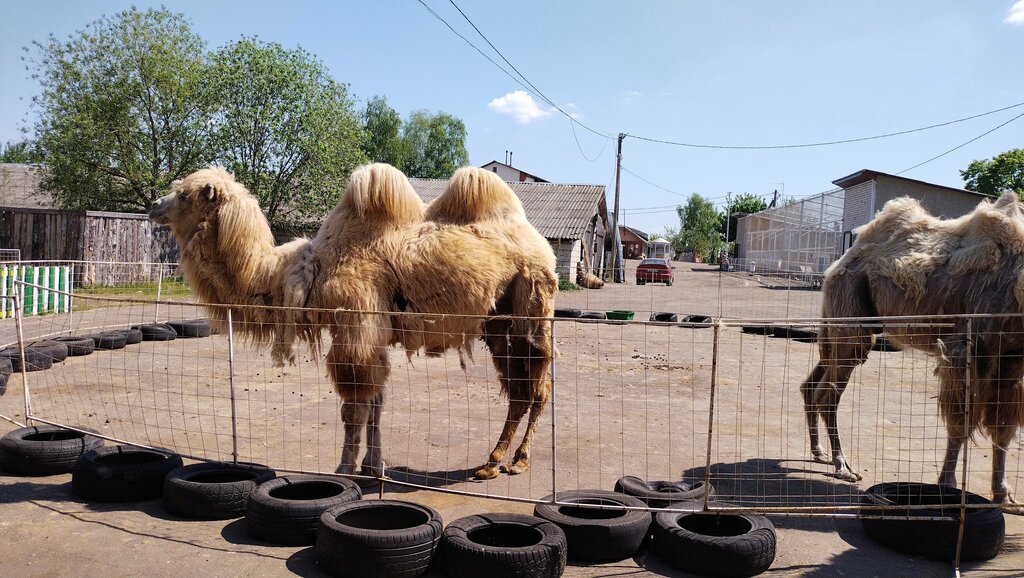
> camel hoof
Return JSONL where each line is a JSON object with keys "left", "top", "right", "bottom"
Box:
{"left": 834, "top": 468, "right": 862, "bottom": 482}
{"left": 501, "top": 460, "right": 529, "bottom": 475}
{"left": 335, "top": 464, "right": 356, "bottom": 475}
{"left": 997, "top": 496, "right": 1024, "bottom": 515}
{"left": 473, "top": 464, "right": 500, "bottom": 480}
{"left": 812, "top": 454, "right": 831, "bottom": 465}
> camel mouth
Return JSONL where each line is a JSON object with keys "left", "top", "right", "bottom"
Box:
{"left": 148, "top": 197, "right": 172, "bottom": 224}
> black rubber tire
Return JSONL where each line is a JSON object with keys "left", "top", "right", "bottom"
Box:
{"left": 132, "top": 323, "right": 177, "bottom": 342}
{"left": 653, "top": 511, "right": 777, "bottom": 577}
{"left": 166, "top": 319, "right": 212, "bottom": 338}
{"left": 52, "top": 336, "right": 96, "bottom": 356}
{"left": 740, "top": 325, "right": 774, "bottom": 336}
{"left": 317, "top": 500, "right": 443, "bottom": 578}
{"left": 89, "top": 331, "right": 128, "bottom": 350}
{"left": 650, "top": 312, "right": 678, "bottom": 322}
{"left": 163, "top": 462, "right": 277, "bottom": 520}
{"left": 860, "top": 482, "right": 1005, "bottom": 561}
{"left": 245, "top": 474, "right": 362, "bottom": 545}
{"left": 120, "top": 328, "right": 144, "bottom": 345}
{"left": 682, "top": 314, "right": 713, "bottom": 327}
{"left": 554, "top": 308, "right": 582, "bottom": 319}
{"left": 579, "top": 311, "right": 607, "bottom": 320}
{"left": 0, "top": 346, "right": 54, "bottom": 372}
{"left": 0, "top": 425, "right": 104, "bottom": 476}
{"left": 28, "top": 340, "right": 69, "bottom": 363}
{"left": 666, "top": 280, "right": 673, "bottom": 286}
{"left": 637, "top": 280, "right": 645, "bottom": 285}
{"left": 71, "top": 445, "right": 183, "bottom": 502}
{"left": 614, "top": 475, "right": 716, "bottom": 508}
{"left": 771, "top": 326, "right": 818, "bottom": 343}
{"left": 534, "top": 490, "right": 651, "bottom": 562}
{"left": 440, "top": 513, "right": 567, "bottom": 578}
{"left": 0, "top": 357, "right": 10, "bottom": 396}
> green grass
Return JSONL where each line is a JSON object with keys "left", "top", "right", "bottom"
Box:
{"left": 75, "top": 280, "right": 193, "bottom": 299}
{"left": 558, "top": 277, "right": 581, "bottom": 291}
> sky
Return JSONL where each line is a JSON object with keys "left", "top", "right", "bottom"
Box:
{"left": 2, "top": 1, "right": 1023, "bottom": 235}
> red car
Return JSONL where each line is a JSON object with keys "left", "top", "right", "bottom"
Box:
{"left": 636, "top": 258, "right": 674, "bottom": 286}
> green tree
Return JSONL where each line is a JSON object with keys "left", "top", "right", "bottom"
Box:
{"left": 361, "top": 95, "right": 404, "bottom": 167}
{"left": 721, "top": 193, "right": 767, "bottom": 246}
{"left": 676, "top": 194, "right": 722, "bottom": 262}
{"left": 961, "top": 149, "right": 1024, "bottom": 196}
{"left": 210, "top": 38, "right": 366, "bottom": 225}
{"left": 0, "top": 140, "right": 43, "bottom": 163}
{"left": 401, "top": 110, "right": 469, "bottom": 178}
{"left": 30, "top": 7, "right": 216, "bottom": 211}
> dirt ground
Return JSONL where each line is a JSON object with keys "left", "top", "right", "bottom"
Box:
{"left": 1, "top": 261, "right": 1022, "bottom": 577}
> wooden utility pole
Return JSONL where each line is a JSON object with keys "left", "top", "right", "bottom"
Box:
{"left": 609, "top": 132, "right": 625, "bottom": 282}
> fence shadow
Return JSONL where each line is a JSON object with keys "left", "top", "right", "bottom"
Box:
{"left": 382, "top": 466, "right": 482, "bottom": 493}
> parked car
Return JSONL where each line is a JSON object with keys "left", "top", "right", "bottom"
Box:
{"left": 636, "top": 258, "right": 674, "bottom": 286}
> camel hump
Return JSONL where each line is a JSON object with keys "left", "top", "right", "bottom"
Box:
{"left": 339, "top": 163, "right": 425, "bottom": 227}
{"left": 427, "top": 166, "right": 527, "bottom": 225}
{"left": 852, "top": 196, "right": 932, "bottom": 242}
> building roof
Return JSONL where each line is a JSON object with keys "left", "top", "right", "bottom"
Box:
{"left": 0, "top": 163, "right": 53, "bottom": 209}
{"left": 621, "top": 225, "right": 649, "bottom": 242}
{"left": 479, "top": 160, "right": 549, "bottom": 183}
{"left": 832, "top": 169, "right": 987, "bottom": 198}
{"left": 409, "top": 178, "right": 607, "bottom": 240}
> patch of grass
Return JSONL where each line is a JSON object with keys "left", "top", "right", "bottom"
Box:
{"left": 558, "top": 277, "right": 581, "bottom": 292}
{"left": 75, "top": 280, "right": 193, "bottom": 299}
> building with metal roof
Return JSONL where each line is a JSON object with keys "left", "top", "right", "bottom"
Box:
{"left": 410, "top": 178, "right": 608, "bottom": 282}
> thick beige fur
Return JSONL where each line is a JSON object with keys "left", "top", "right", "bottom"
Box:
{"left": 801, "top": 192, "right": 1024, "bottom": 512}
{"left": 151, "top": 164, "right": 558, "bottom": 480}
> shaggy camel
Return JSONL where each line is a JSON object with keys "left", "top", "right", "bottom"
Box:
{"left": 150, "top": 164, "right": 558, "bottom": 480}
{"left": 802, "top": 192, "right": 1024, "bottom": 512}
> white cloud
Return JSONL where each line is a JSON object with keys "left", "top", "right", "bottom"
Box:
{"left": 1007, "top": 0, "right": 1024, "bottom": 24}
{"left": 487, "top": 90, "right": 552, "bottom": 123}
{"left": 621, "top": 90, "right": 643, "bottom": 104}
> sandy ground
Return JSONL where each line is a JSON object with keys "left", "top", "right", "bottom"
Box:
{"left": 1, "top": 261, "right": 1022, "bottom": 577}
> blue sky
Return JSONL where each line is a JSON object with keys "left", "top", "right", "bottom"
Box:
{"left": 2, "top": 1, "right": 1023, "bottom": 235}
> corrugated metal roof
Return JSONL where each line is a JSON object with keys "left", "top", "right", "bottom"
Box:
{"left": 410, "top": 178, "right": 608, "bottom": 241}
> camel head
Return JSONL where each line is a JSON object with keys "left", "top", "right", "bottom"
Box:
{"left": 150, "top": 167, "right": 257, "bottom": 242}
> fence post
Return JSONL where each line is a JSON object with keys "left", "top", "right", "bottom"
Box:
{"left": 702, "top": 322, "right": 721, "bottom": 510}
{"left": 12, "top": 294, "right": 33, "bottom": 424}
{"left": 0, "top": 266, "right": 7, "bottom": 319}
{"left": 954, "top": 318, "right": 973, "bottom": 571}
{"left": 226, "top": 308, "right": 239, "bottom": 464}
{"left": 155, "top": 263, "right": 164, "bottom": 323}
{"left": 550, "top": 317, "right": 557, "bottom": 502}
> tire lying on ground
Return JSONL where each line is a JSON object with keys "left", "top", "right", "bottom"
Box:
{"left": 534, "top": 490, "right": 651, "bottom": 562}
{"left": 165, "top": 319, "right": 212, "bottom": 338}
{"left": 72, "top": 445, "right": 183, "bottom": 502}
{"left": 0, "top": 425, "right": 104, "bottom": 475}
{"left": 52, "top": 336, "right": 96, "bottom": 356}
{"left": 162, "top": 461, "right": 276, "bottom": 520}
{"left": 317, "top": 499, "right": 443, "bottom": 578}
{"left": 120, "top": 328, "right": 144, "bottom": 345}
{"left": 28, "top": 340, "right": 69, "bottom": 363}
{"left": 614, "top": 475, "right": 716, "bottom": 508}
{"left": 246, "top": 474, "right": 362, "bottom": 545}
{"left": 132, "top": 323, "right": 177, "bottom": 342}
{"left": 579, "top": 311, "right": 607, "bottom": 320}
{"left": 653, "top": 511, "right": 776, "bottom": 577}
{"left": 0, "top": 357, "right": 11, "bottom": 396}
{"left": 89, "top": 331, "right": 128, "bottom": 350}
{"left": 860, "top": 482, "right": 1004, "bottom": 561}
{"left": 0, "top": 345, "right": 55, "bottom": 372}
{"left": 650, "top": 312, "right": 679, "bottom": 322}
{"left": 441, "top": 513, "right": 566, "bottom": 578}
{"left": 554, "top": 308, "right": 582, "bottom": 319}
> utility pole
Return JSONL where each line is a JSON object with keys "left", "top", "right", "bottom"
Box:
{"left": 724, "top": 192, "right": 732, "bottom": 261}
{"left": 609, "top": 133, "right": 625, "bottom": 282}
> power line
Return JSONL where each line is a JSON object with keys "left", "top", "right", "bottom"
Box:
{"left": 620, "top": 165, "right": 689, "bottom": 198}
{"left": 627, "top": 101, "right": 1024, "bottom": 150}
{"left": 896, "top": 109, "right": 1024, "bottom": 175}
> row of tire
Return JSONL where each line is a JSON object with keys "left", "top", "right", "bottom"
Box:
{"left": 0, "top": 319, "right": 212, "bottom": 395}
{"left": 0, "top": 423, "right": 775, "bottom": 577}
{"left": 554, "top": 308, "right": 714, "bottom": 326}
{"left": 738, "top": 324, "right": 902, "bottom": 350}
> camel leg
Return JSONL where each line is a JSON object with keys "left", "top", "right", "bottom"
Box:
{"left": 360, "top": 390, "right": 385, "bottom": 478}
{"left": 800, "top": 363, "right": 828, "bottom": 463}
{"left": 815, "top": 361, "right": 862, "bottom": 481}
{"left": 475, "top": 398, "right": 530, "bottom": 480}
{"left": 938, "top": 435, "right": 963, "bottom": 488}
{"left": 338, "top": 400, "right": 369, "bottom": 475}
{"left": 507, "top": 376, "right": 551, "bottom": 475}
{"left": 990, "top": 427, "right": 1022, "bottom": 513}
